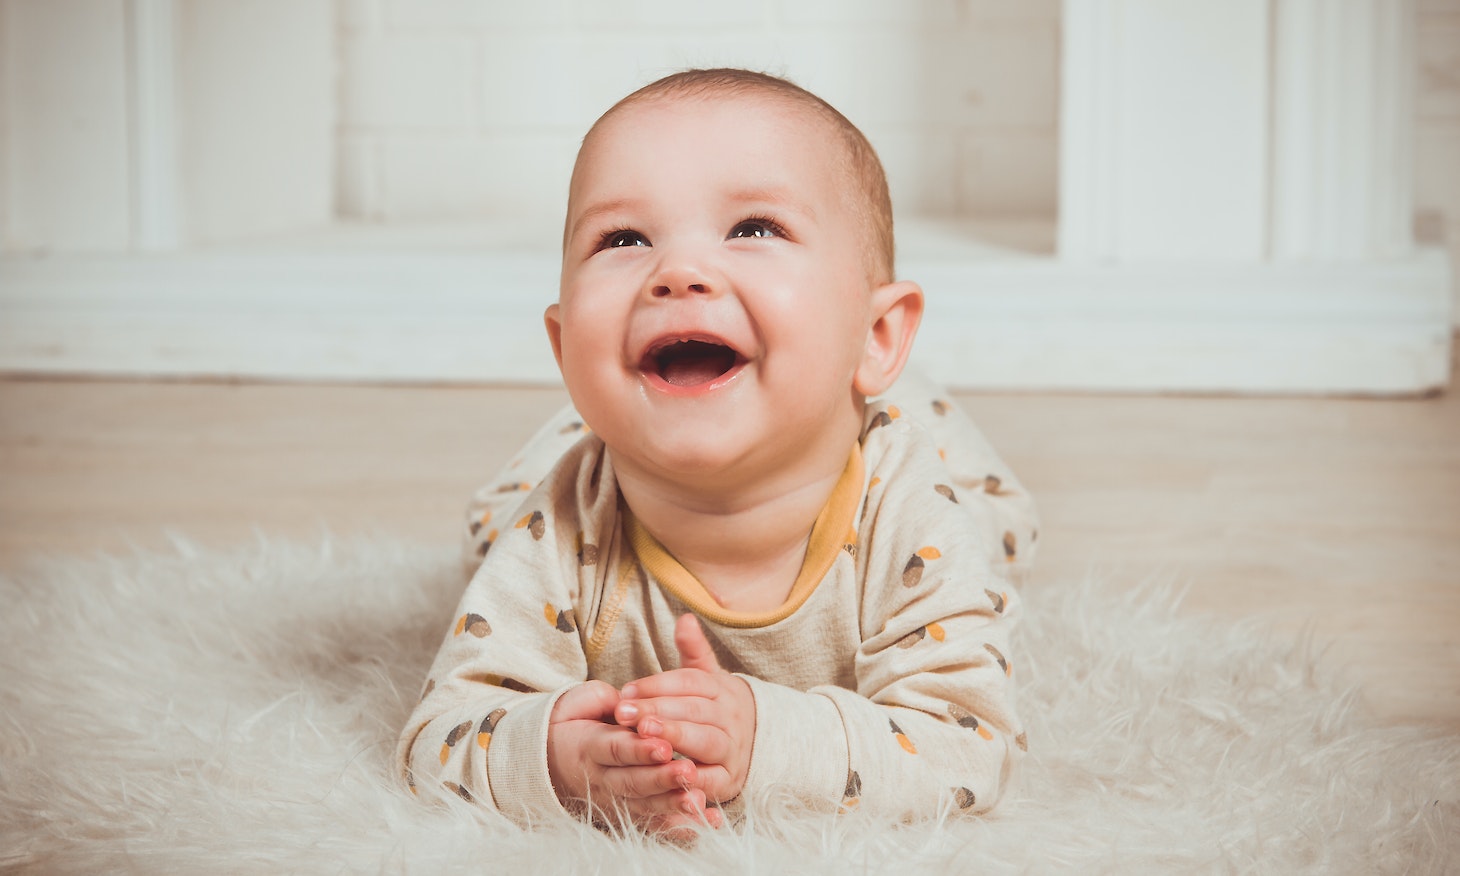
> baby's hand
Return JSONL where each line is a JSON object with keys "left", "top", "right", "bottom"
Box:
{"left": 546, "top": 680, "right": 716, "bottom": 832}
{"left": 614, "top": 614, "right": 755, "bottom": 806}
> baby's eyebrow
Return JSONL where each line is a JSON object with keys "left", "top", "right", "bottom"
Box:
{"left": 726, "top": 187, "right": 817, "bottom": 221}
{"left": 568, "top": 198, "right": 642, "bottom": 242}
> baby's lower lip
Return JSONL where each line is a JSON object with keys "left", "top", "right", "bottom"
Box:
{"left": 640, "top": 359, "right": 747, "bottom": 397}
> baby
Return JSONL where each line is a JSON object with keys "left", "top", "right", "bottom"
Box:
{"left": 399, "top": 68, "right": 1038, "bottom": 833}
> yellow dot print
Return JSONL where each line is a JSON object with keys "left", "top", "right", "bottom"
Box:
{"left": 889, "top": 718, "right": 917, "bottom": 754}
{"left": 477, "top": 708, "right": 506, "bottom": 749}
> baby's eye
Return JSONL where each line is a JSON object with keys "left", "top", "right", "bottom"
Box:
{"left": 728, "top": 219, "right": 784, "bottom": 240}
{"left": 602, "top": 229, "right": 649, "bottom": 249}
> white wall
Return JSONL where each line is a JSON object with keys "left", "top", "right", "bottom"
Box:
{"left": 1416, "top": 0, "right": 1460, "bottom": 324}
{"left": 0, "top": 1, "right": 1451, "bottom": 392}
{"left": 1, "top": 0, "right": 133, "bottom": 251}
{"left": 335, "top": 0, "right": 1061, "bottom": 226}
{"left": 0, "top": 0, "right": 333, "bottom": 253}
{"left": 177, "top": 0, "right": 334, "bottom": 244}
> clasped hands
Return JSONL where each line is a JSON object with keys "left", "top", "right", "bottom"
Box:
{"left": 547, "top": 613, "right": 755, "bottom": 833}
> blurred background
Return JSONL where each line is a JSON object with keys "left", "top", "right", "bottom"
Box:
{"left": 0, "top": 1, "right": 1457, "bottom": 729}
{"left": 0, "top": 0, "right": 1455, "bottom": 392}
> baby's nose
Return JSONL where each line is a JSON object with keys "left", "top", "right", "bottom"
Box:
{"left": 652, "top": 281, "right": 708, "bottom": 298}
{"left": 649, "top": 259, "right": 716, "bottom": 298}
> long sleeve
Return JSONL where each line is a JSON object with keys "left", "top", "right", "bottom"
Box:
{"left": 879, "top": 366, "right": 1040, "bottom": 580}
{"left": 460, "top": 403, "right": 592, "bottom": 579}
{"left": 733, "top": 410, "right": 1025, "bottom": 818}
{"left": 402, "top": 442, "right": 608, "bottom": 824}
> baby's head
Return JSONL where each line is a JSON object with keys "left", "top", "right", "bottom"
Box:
{"left": 546, "top": 69, "right": 923, "bottom": 487}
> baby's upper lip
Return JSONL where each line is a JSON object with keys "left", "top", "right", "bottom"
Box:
{"left": 639, "top": 331, "right": 744, "bottom": 363}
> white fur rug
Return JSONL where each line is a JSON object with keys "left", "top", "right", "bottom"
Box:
{"left": 1, "top": 536, "right": 1456, "bottom": 874}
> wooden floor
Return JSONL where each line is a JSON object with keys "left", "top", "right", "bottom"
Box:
{"left": 2, "top": 367, "right": 1457, "bottom": 731}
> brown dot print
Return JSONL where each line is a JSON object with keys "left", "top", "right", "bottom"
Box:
{"left": 406, "top": 768, "right": 417, "bottom": 795}
{"left": 934, "top": 484, "right": 958, "bottom": 503}
{"left": 496, "top": 481, "right": 532, "bottom": 493}
{"left": 843, "top": 527, "right": 858, "bottom": 557}
{"left": 901, "top": 547, "right": 942, "bottom": 588}
{"left": 889, "top": 718, "right": 917, "bottom": 754}
{"left": 985, "top": 643, "right": 1010, "bottom": 676}
{"left": 931, "top": 399, "right": 949, "bottom": 416}
{"left": 576, "top": 531, "right": 599, "bottom": 566}
{"left": 477, "top": 708, "right": 506, "bottom": 749}
{"left": 1002, "top": 531, "right": 1017, "bottom": 561}
{"left": 895, "top": 622, "right": 946, "bottom": 649}
{"left": 454, "top": 613, "right": 492, "bottom": 638}
{"left": 948, "top": 703, "right": 995, "bottom": 740}
{"left": 474, "top": 529, "right": 498, "bottom": 558}
{"left": 902, "top": 555, "right": 924, "bottom": 587}
{"left": 443, "top": 781, "right": 473, "bottom": 802}
{"left": 544, "top": 602, "right": 577, "bottom": 633}
{"left": 516, "top": 510, "right": 546, "bottom": 540}
{"left": 985, "top": 589, "right": 1006, "bottom": 614}
{"left": 469, "top": 510, "right": 491, "bottom": 536}
{"left": 1015, "top": 732, "right": 1029, "bottom": 752}
{"left": 844, "top": 768, "right": 862, "bottom": 802}
{"left": 486, "top": 675, "right": 535, "bottom": 693}
{"left": 441, "top": 720, "right": 472, "bottom": 765}
{"left": 559, "top": 420, "right": 585, "bottom": 434}
{"left": 954, "top": 787, "right": 976, "bottom": 810}
{"left": 867, "top": 411, "right": 893, "bottom": 433}
{"left": 983, "top": 475, "right": 1004, "bottom": 495}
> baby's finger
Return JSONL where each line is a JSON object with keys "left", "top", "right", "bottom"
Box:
{"left": 582, "top": 725, "right": 674, "bottom": 768}
{"left": 621, "top": 668, "right": 719, "bottom": 701}
{"left": 674, "top": 613, "right": 722, "bottom": 673}
{"left": 550, "top": 680, "right": 619, "bottom": 724}
{"left": 618, "top": 693, "right": 718, "bottom": 728}
{"left": 635, "top": 789, "right": 723, "bottom": 836}
{"left": 597, "top": 759, "right": 698, "bottom": 800}
{"left": 636, "top": 715, "right": 732, "bottom": 766}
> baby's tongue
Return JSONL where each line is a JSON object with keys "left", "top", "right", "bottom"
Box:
{"left": 660, "top": 341, "right": 735, "bottom": 387}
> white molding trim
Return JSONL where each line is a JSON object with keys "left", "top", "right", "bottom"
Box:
{"left": 1059, "top": 0, "right": 1270, "bottom": 261}
{"left": 1271, "top": 0, "right": 1414, "bottom": 260}
{"left": 126, "top": 0, "right": 181, "bottom": 252}
{"left": 2, "top": 244, "right": 1450, "bottom": 394}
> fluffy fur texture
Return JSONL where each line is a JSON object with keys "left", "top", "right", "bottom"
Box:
{"left": 1, "top": 536, "right": 1455, "bottom": 874}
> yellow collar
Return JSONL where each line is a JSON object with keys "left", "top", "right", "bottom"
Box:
{"left": 624, "top": 446, "right": 865, "bottom": 629}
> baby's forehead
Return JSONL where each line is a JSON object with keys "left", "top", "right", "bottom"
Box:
{"left": 596, "top": 89, "right": 832, "bottom": 148}
{"left": 577, "top": 91, "right": 852, "bottom": 192}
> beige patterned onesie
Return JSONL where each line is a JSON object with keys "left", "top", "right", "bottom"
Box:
{"left": 399, "top": 371, "right": 1039, "bottom": 825}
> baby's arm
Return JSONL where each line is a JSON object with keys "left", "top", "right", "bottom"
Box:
{"left": 460, "top": 403, "right": 592, "bottom": 579}
{"left": 879, "top": 366, "right": 1039, "bottom": 578}
{"left": 405, "top": 479, "right": 710, "bottom": 830}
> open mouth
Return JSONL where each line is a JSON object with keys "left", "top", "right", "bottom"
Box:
{"left": 643, "top": 338, "right": 743, "bottom": 388}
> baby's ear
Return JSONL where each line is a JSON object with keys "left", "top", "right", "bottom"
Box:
{"left": 544, "top": 303, "right": 565, "bottom": 369}
{"left": 854, "top": 280, "right": 924, "bottom": 397}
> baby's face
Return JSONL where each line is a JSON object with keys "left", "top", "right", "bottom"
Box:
{"left": 549, "top": 93, "right": 878, "bottom": 483}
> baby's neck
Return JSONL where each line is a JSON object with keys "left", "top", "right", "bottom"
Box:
{"left": 616, "top": 452, "right": 852, "bottom": 614}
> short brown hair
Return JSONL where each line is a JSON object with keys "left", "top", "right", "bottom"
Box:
{"left": 571, "top": 68, "right": 896, "bottom": 284}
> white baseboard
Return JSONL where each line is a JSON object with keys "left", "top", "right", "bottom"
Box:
{"left": 0, "top": 225, "right": 1451, "bottom": 394}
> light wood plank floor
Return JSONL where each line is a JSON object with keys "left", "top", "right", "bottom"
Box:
{"left": 2, "top": 369, "right": 1457, "bottom": 731}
